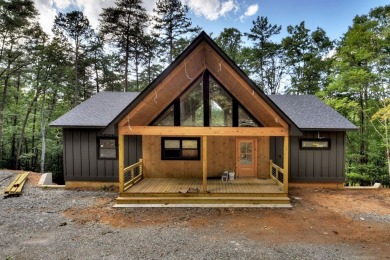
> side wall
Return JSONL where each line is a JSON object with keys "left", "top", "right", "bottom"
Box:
{"left": 142, "top": 136, "right": 269, "bottom": 178}
{"left": 63, "top": 128, "right": 142, "bottom": 182}
{"left": 270, "top": 131, "right": 345, "bottom": 183}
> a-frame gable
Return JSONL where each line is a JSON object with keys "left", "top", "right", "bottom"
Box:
{"left": 105, "top": 31, "right": 300, "bottom": 135}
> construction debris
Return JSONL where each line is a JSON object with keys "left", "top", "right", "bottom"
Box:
{"left": 4, "top": 172, "right": 29, "bottom": 197}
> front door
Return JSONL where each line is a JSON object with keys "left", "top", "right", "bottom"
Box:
{"left": 236, "top": 139, "right": 257, "bottom": 177}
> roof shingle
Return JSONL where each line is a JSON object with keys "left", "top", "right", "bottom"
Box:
{"left": 50, "top": 92, "right": 139, "bottom": 127}
{"left": 268, "top": 95, "right": 357, "bottom": 130}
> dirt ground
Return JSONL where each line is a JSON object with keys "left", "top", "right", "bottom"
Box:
{"left": 2, "top": 171, "right": 390, "bottom": 259}
{"left": 62, "top": 178, "right": 390, "bottom": 258}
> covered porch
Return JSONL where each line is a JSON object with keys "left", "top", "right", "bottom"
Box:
{"left": 116, "top": 126, "right": 290, "bottom": 206}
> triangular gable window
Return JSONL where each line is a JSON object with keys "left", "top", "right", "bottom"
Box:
{"left": 152, "top": 70, "right": 260, "bottom": 127}
{"left": 180, "top": 79, "right": 204, "bottom": 126}
{"left": 155, "top": 104, "right": 174, "bottom": 126}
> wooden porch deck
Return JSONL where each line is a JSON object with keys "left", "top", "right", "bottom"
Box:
{"left": 123, "top": 178, "right": 283, "bottom": 194}
{"left": 116, "top": 177, "right": 290, "bottom": 206}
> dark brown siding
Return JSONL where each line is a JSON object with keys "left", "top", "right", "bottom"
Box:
{"left": 270, "top": 131, "right": 346, "bottom": 183}
{"left": 63, "top": 128, "right": 142, "bottom": 182}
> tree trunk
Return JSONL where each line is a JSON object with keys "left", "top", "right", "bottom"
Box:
{"left": 40, "top": 89, "right": 47, "bottom": 173}
{"left": 15, "top": 89, "right": 40, "bottom": 169}
{"left": 0, "top": 73, "right": 10, "bottom": 158}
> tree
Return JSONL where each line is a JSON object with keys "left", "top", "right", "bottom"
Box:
{"left": 215, "top": 28, "right": 243, "bottom": 64}
{"left": 153, "top": 0, "right": 200, "bottom": 63}
{"left": 54, "top": 11, "right": 93, "bottom": 105}
{"left": 282, "top": 22, "right": 333, "bottom": 94}
{"left": 245, "top": 17, "right": 285, "bottom": 94}
{"left": 100, "top": 0, "right": 149, "bottom": 91}
{"left": 0, "top": 0, "right": 38, "bottom": 165}
{"left": 323, "top": 7, "right": 390, "bottom": 183}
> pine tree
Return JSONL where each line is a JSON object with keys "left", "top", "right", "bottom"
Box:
{"left": 153, "top": 0, "right": 200, "bottom": 64}
{"left": 100, "top": 0, "right": 149, "bottom": 91}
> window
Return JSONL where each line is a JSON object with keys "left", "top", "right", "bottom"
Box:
{"left": 151, "top": 70, "right": 260, "bottom": 127}
{"left": 161, "top": 137, "right": 200, "bottom": 160}
{"left": 180, "top": 79, "right": 204, "bottom": 126}
{"left": 238, "top": 106, "right": 259, "bottom": 127}
{"left": 300, "top": 138, "right": 331, "bottom": 150}
{"left": 209, "top": 77, "right": 232, "bottom": 126}
{"left": 98, "top": 138, "right": 117, "bottom": 159}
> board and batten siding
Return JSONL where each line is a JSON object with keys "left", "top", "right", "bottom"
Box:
{"left": 270, "top": 131, "right": 346, "bottom": 183}
{"left": 63, "top": 128, "right": 142, "bottom": 182}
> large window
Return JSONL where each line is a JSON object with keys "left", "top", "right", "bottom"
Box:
{"left": 161, "top": 137, "right": 200, "bottom": 160}
{"left": 180, "top": 79, "right": 204, "bottom": 126}
{"left": 300, "top": 138, "right": 331, "bottom": 150}
{"left": 151, "top": 70, "right": 260, "bottom": 127}
{"left": 98, "top": 138, "right": 117, "bottom": 159}
{"left": 209, "top": 77, "right": 232, "bottom": 126}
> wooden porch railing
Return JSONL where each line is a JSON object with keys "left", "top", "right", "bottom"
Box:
{"left": 270, "top": 160, "right": 288, "bottom": 193}
{"left": 120, "top": 159, "right": 143, "bottom": 192}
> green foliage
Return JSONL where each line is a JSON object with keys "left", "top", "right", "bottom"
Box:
{"left": 345, "top": 172, "right": 372, "bottom": 186}
{"left": 153, "top": 0, "right": 201, "bottom": 63}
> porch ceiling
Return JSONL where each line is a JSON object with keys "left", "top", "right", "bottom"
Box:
{"left": 119, "top": 41, "right": 288, "bottom": 129}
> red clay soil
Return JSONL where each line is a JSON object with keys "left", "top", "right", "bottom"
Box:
{"left": 63, "top": 188, "right": 390, "bottom": 258}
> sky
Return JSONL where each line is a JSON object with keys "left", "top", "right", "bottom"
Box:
{"left": 34, "top": 0, "right": 390, "bottom": 42}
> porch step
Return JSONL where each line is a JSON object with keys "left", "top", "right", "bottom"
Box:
{"left": 119, "top": 192, "right": 287, "bottom": 198}
{"left": 116, "top": 195, "right": 290, "bottom": 205}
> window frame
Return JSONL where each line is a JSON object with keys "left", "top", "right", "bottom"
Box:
{"left": 97, "top": 137, "right": 118, "bottom": 160}
{"left": 299, "top": 138, "right": 331, "bottom": 150}
{"left": 161, "top": 137, "right": 201, "bottom": 160}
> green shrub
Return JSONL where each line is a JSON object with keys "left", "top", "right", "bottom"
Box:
{"left": 345, "top": 172, "right": 372, "bottom": 186}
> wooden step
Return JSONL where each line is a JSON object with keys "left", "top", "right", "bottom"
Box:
{"left": 119, "top": 192, "right": 288, "bottom": 198}
{"left": 116, "top": 195, "right": 291, "bottom": 205}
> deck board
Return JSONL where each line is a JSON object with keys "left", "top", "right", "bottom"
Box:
{"left": 125, "top": 178, "right": 282, "bottom": 194}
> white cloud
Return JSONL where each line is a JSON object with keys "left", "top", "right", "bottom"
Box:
{"left": 183, "top": 0, "right": 238, "bottom": 21}
{"left": 239, "top": 3, "right": 258, "bottom": 22}
{"left": 75, "top": 0, "right": 115, "bottom": 29}
{"left": 53, "top": 0, "right": 73, "bottom": 10}
{"left": 34, "top": 0, "right": 57, "bottom": 35}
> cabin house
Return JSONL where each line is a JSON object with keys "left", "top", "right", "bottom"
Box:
{"left": 50, "top": 32, "right": 357, "bottom": 206}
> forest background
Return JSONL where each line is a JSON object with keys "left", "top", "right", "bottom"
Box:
{"left": 0, "top": 0, "right": 388, "bottom": 185}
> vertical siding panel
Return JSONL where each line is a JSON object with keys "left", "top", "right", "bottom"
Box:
{"left": 72, "top": 130, "right": 82, "bottom": 177}
{"left": 321, "top": 132, "right": 329, "bottom": 178}
{"left": 80, "top": 130, "right": 90, "bottom": 177}
{"left": 64, "top": 129, "right": 73, "bottom": 178}
{"left": 89, "top": 131, "right": 97, "bottom": 177}
{"left": 290, "top": 136, "right": 299, "bottom": 180}
{"left": 298, "top": 142, "right": 306, "bottom": 179}
{"left": 276, "top": 137, "right": 283, "bottom": 168}
{"left": 329, "top": 132, "right": 337, "bottom": 178}
{"left": 336, "top": 132, "right": 344, "bottom": 178}
{"left": 314, "top": 148, "right": 322, "bottom": 178}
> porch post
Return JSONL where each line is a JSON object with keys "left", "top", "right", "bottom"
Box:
{"left": 202, "top": 136, "right": 207, "bottom": 192}
{"left": 118, "top": 133, "right": 124, "bottom": 193}
{"left": 283, "top": 135, "right": 289, "bottom": 193}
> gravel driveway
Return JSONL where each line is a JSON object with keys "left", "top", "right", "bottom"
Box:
{"left": 0, "top": 171, "right": 388, "bottom": 260}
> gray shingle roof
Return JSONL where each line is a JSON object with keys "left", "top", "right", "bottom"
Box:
{"left": 268, "top": 95, "right": 357, "bottom": 130}
{"left": 50, "top": 92, "right": 139, "bottom": 127}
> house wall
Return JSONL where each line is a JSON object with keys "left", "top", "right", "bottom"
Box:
{"left": 142, "top": 136, "right": 269, "bottom": 178}
{"left": 63, "top": 128, "right": 142, "bottom": 182}
{"left": 270, "top": 131, "right": 346, "bottom": 183}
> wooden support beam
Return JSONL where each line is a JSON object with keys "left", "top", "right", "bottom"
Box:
{"left": 202, "top": 136, "right": 207, "bottom": 193}
{"left": 283, "top": 135, "right": 289, "bottom": 194}
{"left": 118, "top": 134, "right": 125, "bottom": 193}
{"left": 119, "top": 126, "right": 288, "bottom": 137}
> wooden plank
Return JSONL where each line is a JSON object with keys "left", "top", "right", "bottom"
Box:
{"left": 120, "top": 126, "right": 288, "bottom": 137}
{"left": 118, "top": 134, "right": 125, "bottom": 193}
{"left": 4, "top": 172, "right": 30, "bottom": 195}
